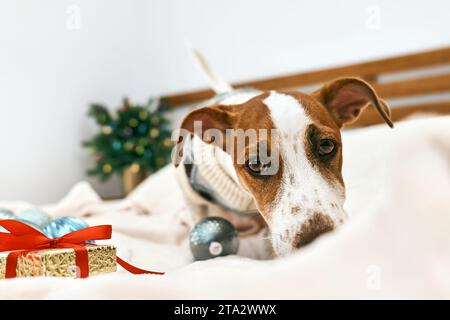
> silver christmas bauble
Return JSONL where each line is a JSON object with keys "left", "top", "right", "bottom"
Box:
{"left": 190, "top": 217, "right": 239, "bottom": 261}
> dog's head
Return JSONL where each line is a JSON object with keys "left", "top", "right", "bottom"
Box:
{"left": 176, "top": 77, "right": 392, "bottom": 256}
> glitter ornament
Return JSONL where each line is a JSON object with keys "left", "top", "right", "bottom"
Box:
{"left": 112, "top": 140, "right": 122, "bottom": 151}
{"left": 123, "top": 127, "right": 133, "bottom": 137}
{"left": 190, "top": 217, "right": 239, "bottom": 261}
{"left": 0, "top": 209, "right": 15, "bottom": 232}
{"left": 15, "top": 208, "right": 52, "bottom": 230}
{"left": 150, "top": 116, "right": 160, "bottom": 125}
{"left": 102, "top": 126, "right": 112, "bottom": 135}
{"left": 139, "top": 110, "right": 149, "bottom": 120}
{"left": 149, "top": 128, "right": 160, "bottom": 138}
{"left": 102, "top": 163, "right": 112, "bottom": 173}
{"left": 124, "top": 141, "right": 134, "bottom": 151}
{"left": 0, "top": 209, "right": 15, "bottom": 219}
{"left": 163, "top": 138, "right": 173, "bottom": 147}
{"left": 135, "top": 145, "right": 145, "bottom": 155}
{"left": 44, "top": 216, "right": 91, "bottom": 241}
{"left": 16, "top": 218, "right": 46, "bottom": 234}
{"left": 137, "top": 123, "right": 148, "bottom": 135}
{"left": 128, "top": 118, "right": 138, "bottom": 127}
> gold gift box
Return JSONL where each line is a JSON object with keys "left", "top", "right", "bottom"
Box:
{"left": 0, "top": 245, "right": 117, "bottom": 278}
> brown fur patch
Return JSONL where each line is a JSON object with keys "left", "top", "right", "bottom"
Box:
{"left": 292, "top": 212, "right": 335, "bottom": 248}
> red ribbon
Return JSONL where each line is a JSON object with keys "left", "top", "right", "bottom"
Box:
{"left": 0, "top": 219, "right": 164, "bottom": 278}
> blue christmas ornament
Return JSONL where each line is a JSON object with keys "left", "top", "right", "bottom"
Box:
{"left": 15, "top": 208, "right": 52, "bottom": 230}
{"left": 0, "top": 209, "right": 15, "bottom": 219}
{"left": 0, "top": 209, "right": 49, "bottom": 234}
{"left": 112, "top": 140, "right": 122, "bottom": 151}
{"left": 190, "top": 217, "right": 239, "bottom": 261}
{"left": 16, "top": 218, "right": 46, "bottom": 234}
{"left": 0, "top": 209, "right": 15, "bottom": 232}
{"left": 137, "top": 123, "right": 148, "bottom": 135}
{"left": 44, "top": 216, "right": 91, "bottom": 241}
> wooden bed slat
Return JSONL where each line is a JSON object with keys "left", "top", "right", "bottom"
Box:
{"left": 373, "top": 73, "right": 450, "bottom": 98}
{"left": 164, "top": 47, "right": 450, "bottom": 108}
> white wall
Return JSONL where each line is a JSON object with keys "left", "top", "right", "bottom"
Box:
{"left": 1, "top": 0, "right": 449, "bottom": 204}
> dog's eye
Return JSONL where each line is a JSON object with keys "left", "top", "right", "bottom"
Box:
{"left": 246, "top": 158, "right": 268, "bottom": 176}
{"left": 318, "top": 139, "right": 335, "bottom": 156}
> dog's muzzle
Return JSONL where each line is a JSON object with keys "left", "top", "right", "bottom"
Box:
{"left": 292, "top": 212, "right": 335, "bottom": 248}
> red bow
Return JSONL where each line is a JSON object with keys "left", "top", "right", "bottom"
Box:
{"left": 0, "top": 219, "right": 164, "bottom": 278}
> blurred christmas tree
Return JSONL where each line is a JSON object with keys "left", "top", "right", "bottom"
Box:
{"left": 83, "top": 97, "right": 173, "bottom": 187}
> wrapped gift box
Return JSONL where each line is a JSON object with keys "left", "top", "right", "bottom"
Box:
{"left": 0, "top": 245, "right": 116, "bottom": 278}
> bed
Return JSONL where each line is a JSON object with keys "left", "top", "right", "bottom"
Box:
{"left": 1, "top": 48, "right": 449, "bottom": 299}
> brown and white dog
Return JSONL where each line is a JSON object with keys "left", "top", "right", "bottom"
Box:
{"left": 174, "top": 54, "right": 393, "bottom": 257}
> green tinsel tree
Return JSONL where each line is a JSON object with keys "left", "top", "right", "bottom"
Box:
{"left": 83, "top": 97, "right": 173, "bottom": 181}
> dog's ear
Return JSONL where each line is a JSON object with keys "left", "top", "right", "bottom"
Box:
{"left": 312, "top": 77, "right": 393, "bottom": 128}
{"left": 180, "top": 105, "right": 234, "bottom": 141}
{"left": 173, "top": 105, "right": 235, "bottom": 166}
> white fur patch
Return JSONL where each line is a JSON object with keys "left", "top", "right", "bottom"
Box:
{"left": 263, "top": 91, "right": 347, "bottom": 256}
{"left": 264, "top": 91, "right": 309, "bottom": 135}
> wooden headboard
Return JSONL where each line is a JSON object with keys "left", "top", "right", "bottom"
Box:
{"left": 162, "top": 47, "right": 450, "bottom": 128}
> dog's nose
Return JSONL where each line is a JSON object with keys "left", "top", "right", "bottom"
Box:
{"left": 292, "top": 213, "right": 335, "bottom": 248}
